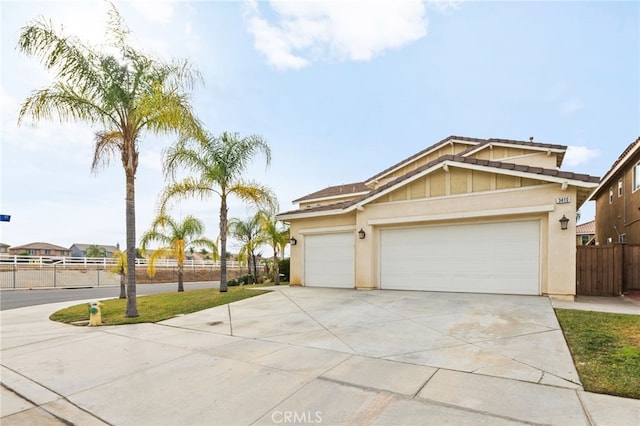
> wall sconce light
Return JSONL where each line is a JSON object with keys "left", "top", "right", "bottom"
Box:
{"left": 358, "top": 228, "right": 366, "bottom": 239}
{"left": 289, "top": 236, "right": 297, "bottom": 245}
{"left": 559, "top": 215, "right": 569, "bottom": 231}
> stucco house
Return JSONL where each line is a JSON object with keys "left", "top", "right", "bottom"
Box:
{"left": 575, "top": 220, "right": 595, "bottom": 246}
{"left": 278, "top": 135, "right": 600, "bottom": 300}
{"left": 70, "top": 243, "right": 120, "bottom": 258}
{"left": 589, "top": 137, "right": 640, "bottom": 244}
{"left": 8, "top": 242, "right": 71, "bottom": 256}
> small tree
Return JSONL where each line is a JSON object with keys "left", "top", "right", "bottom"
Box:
{"left": 85, "top": 244, "right": 107, "bottom": 258}
{"left": 140, "top": 214, "right": 217, "bottom": 292}
{"left": 159, "top": 131, "right": 275, "bottom": 292}
{"left": 229, "top": 213, "right": 265, "bottom": 283}
{"left": 259, "top": 210, "right": 290, "bottom": 285}
{"left": 110, "top": 250, "right": 127, "bottom": 299}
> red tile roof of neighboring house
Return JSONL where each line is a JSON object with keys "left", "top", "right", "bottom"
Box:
{"left": 576, "top": 220, "right": 596, "bottom": 235}
{"left": 293, "top": 182, "right": 369, "bottom": 203}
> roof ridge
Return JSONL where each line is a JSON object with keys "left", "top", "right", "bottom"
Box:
{"left": 599, "top": 136, "right": 640, "bottom": 185}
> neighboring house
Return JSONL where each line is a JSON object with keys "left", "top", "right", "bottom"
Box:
{"left": 576, "top": 220, "right": 596, "bottom": 245}
{"left": 70, "top": 243, "right": 120, "bottom": 258}
{"left": 9, "top": 242, "right": 71, "bottom": 256}
{"left": 278, "top": 135, "right": 600, "bottom": 300}
{"left": 589, "top": 137, "right": 640, "bottom": 245}
{"left": 0, "top": 243, "right": 10, "bottom": 253}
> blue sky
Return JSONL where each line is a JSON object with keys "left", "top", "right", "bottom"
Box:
{"left": 1, "top": 0, "right": 638, "bottom": 250}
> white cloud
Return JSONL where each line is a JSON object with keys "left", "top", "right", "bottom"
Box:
{"left": 426, "top": 0, "right": 460, "bottom": 14}
{"left": 564, "top": 145, "right": 600, "bottom": 167}
{"left": 125, "top": 0, "right": 175, "bottom": 24}
{"left": 244, "top": 0, "right": 428, "bottom": 70}
{"left": 560, "top": 98, "right": 584, "bottom": 115}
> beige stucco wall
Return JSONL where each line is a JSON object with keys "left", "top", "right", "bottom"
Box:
{"left": 474, "top": 146, "right": 560, "bottom": 169}
{"left": 288, "top": 182, "right": 579, "bottom": 299}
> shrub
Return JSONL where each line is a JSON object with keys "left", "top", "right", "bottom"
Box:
{"left": 279, "top": 258, "right": 290, "bottom": 281}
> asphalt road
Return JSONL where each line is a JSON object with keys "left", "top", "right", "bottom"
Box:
{"left": 0, "top": 282, "right": 219, "bottom": 311}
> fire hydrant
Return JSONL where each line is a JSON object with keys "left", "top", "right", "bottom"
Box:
{"left": 87, "top": 301, "right": 103, "bottom": 326}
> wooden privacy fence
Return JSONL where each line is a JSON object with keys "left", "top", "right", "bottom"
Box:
{"left": 576, "top": 244, "right": 640, "bottom": 296}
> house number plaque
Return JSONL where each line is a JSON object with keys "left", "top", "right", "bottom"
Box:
{"left": 555, "top": 197, "right": 571, "bottom": 204}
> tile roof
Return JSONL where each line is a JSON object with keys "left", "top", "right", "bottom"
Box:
{"left": 366, "top": 135, "right": 567, "bottom": 183}
{"left": 279, "top": 155, "right": 599, "bottom": 218}
{"left": 9, "top": 242, "right": 70, "bottom": 251}
{"left": 293, "top": 182, "right": 369, "bottom": 203}
{"left": 576, "top": 220, "right": 596, "bottom": 235}
{"left": 353, "top": 155, "right": 598, "bottom": 206}
{"left": 279, "top": 200, "right": 353, "bottom": 216}
{"left": 591, "top": 137, "right": 640, "bottom": 198}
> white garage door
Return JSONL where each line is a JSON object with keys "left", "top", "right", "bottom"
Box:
{"left": 305, "top": 233, "right": 355, "bottom": 288}
{"left": 380, "top": 220, "right": 540, "bottom": 295}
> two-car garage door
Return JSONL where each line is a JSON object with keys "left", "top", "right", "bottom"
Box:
{"left": 380, "top": 220, "right": 540, "bottom": 295}
{"left": 302, "top": 221, "right": 540, "bottom": 295}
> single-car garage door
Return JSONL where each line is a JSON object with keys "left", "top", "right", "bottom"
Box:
{"left": 380, "top": 220, "right": 540, "bottom": 295}
{"left": 305, "top": 233, "right": 354, "bottom": 288}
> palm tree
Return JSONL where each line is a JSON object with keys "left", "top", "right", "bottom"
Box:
{"left": 229, "top": 213, "right": 265, "bottom": 284}
{"left": 85, "top": 244, "right": 107, "bottom": 258}
{"left": 160, "top": 132, "right": 275, "bottom": 292}
{"left": 140, "top": 214, "right": 217, "bottom": 292}
{"left": 259, "top": 210, "right": 290, "bottom": 285}
{"left": 110, "top": 250, "right": 127, "bottom": 299}
{"left": 17, "top": 5, "right": 202, "bottom": 316}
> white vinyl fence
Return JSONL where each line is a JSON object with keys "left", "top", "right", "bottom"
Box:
{"left": 0, "top": 255, "right": 250, "bottom": 289}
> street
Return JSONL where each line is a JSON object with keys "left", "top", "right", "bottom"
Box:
{"left": 0, "top": 282, "right": 219, "bottom": 310}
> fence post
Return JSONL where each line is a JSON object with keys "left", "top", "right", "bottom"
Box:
{"left": 54, "top": 264, "right": 57, "bottom": 288}
{"left": 12, "top": 264, "right": 16, "bottom": 289}
{"left": 97, "top": 265, "right": 100, "bottom": 287}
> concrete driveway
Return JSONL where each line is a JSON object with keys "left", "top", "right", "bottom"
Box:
{"left": 1, "top": 287, "right": 638, "bottom": 425}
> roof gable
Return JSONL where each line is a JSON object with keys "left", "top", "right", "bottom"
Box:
{"left": 10, "top": 242, "right": 69, "bottom": 251}
{"left": 590, "top": 137, "right": 640, "bottom": 200}
{"left": 278, "top": 155, "right": 599, "bottom": 220}
{"left": 365, "top": 135, "right": 567, "bottom": 186}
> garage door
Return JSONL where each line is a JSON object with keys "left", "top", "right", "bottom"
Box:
{"left": 305, "top": 233, "right": 354, "bottom": 288}
{"left": 380, "top": 220, "right": 540, "bottom": 295}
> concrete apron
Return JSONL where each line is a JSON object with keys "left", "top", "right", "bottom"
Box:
{"left": 1, "top": 288, "right": 638, "bottom": 425}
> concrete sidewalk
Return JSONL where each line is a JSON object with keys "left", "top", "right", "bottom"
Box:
{"left": 1, "top": 288, "right": 638, "bottom": 425}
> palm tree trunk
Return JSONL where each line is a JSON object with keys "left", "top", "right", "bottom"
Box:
{"left": 219, "top": 195, "right": 228, "bottom": 292}
{"left": 119, "top": 272, "right": 127, "bottom": 298}
{"left": 252, "top": 252, "right": 258, "bottom": 283}
{"left": 273, "top": 250, "right": 280, "bottom": 285}
{"left": 125, "top": 171, "right": 139, "bottom": 317}
{"left": 177, "top": 268, "right": 184, "bottom": 292}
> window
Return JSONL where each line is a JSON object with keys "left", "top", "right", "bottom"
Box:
{"left": 618, "top": 179, "right": 623, "bottom": 197}
{"left": 634, "top": 162, "right": 640, "bottom": 192}
{"left": 44, "top": 250, "right": 51, "bottom": 255}
{"left": 609, "top": 187, "right": 613, "bottom": 204}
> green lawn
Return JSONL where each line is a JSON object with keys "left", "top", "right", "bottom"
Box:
{"left": 50, "top": 287, "right": 269, "bottom": 326}
{"left": 555, "top": 309, "right": 640, "bottom": 399}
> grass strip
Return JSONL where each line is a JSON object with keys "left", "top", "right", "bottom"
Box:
{"left": 555, "top": 308, "right": 640, "bottom": 399}
{"left": 50, "top": 286, "right": 269, "bottom": 326}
